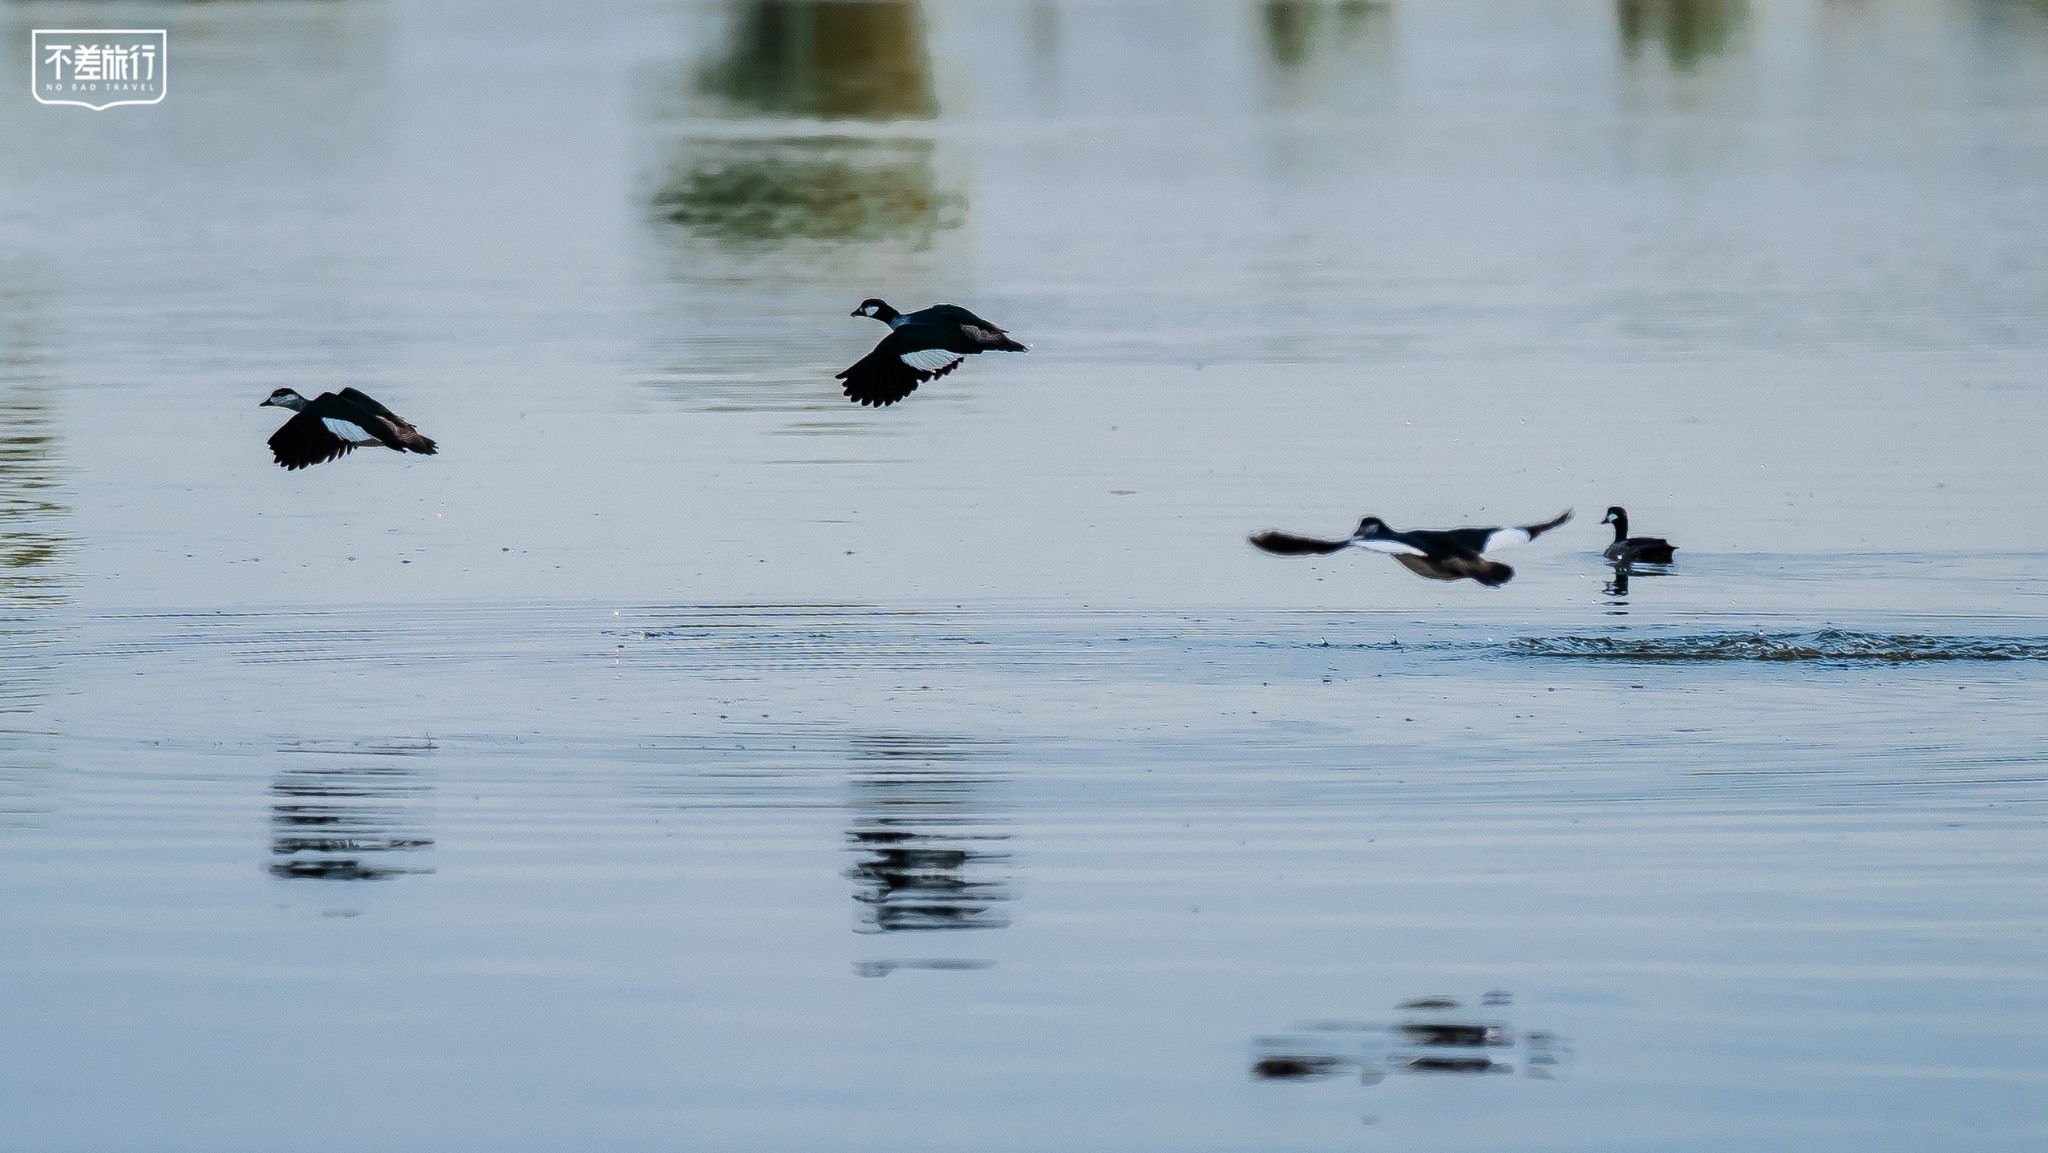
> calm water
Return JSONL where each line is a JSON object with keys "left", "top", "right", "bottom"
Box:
{"left": 3, "top": 1, "right": 2047, "bottom": 1149}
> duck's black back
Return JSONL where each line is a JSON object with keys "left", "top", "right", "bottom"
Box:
{"left": 1401, "top": 527, "right": 1490, "bottom": 557}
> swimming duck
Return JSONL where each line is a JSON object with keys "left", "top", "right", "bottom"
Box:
{"left": 837, "top": 299, "right": 1028, "bottom": 407}
{"left": 1601, "top": 506, "right": 1676, "bottom": 564}
{"left": 1250, "top": 509, "right": 1574, "bottom": 587}
{"left": 260, "top": 388, "right": 438, "bottom": 470}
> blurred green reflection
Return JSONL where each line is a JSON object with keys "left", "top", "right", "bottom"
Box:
{"left": 657, "top": 1, "right": 958, "bottom": 249}
{"left": 1262, "top": 0, "right": 1391, "bottom": 72}
{"left": 697, "top": 0, "right": 938, "bottom": 121}
{"left": 1617, "top": 0, "right": 1748, "bottom": 70}
{"left": 655, "top": 138, "right": 962, "bottom": 245}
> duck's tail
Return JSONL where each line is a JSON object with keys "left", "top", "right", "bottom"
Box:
{"left": 1249, "top": 531, "right": 1353, "bottom": 556}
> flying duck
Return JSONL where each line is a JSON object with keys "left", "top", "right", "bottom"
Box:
{"left": 837, "top": 298, "right": 1027, "bottom": 407}
{"left": 1601, "top": 506, "right": 1677, "bottom": 564}
{"left": 1250, "top": 509, "right": 1574, "bottom": 587}
{"left": 260, "top": 388, "right": 438, "bottom": 470}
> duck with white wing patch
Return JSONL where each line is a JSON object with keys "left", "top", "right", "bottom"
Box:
{"left": 837, "top": 298, "right": 1028, "bottom": 407}
{"left": 1250, "top": 510, "right": 1573, "bottom": 587}
{"left": 259, "top": 388, "right": 438, "bottom": 471}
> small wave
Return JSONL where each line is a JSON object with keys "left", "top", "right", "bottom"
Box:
{"left": 1509, "top": 628, "right": 2048, "bottom": 663}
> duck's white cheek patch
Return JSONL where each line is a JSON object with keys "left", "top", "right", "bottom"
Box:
{"left": 899, "top": 349, "right": 962, "bottom": 372}
{"left": 322, "top": 417, "right": 374, "bottom": 442}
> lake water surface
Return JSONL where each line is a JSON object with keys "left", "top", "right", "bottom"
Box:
{"left": 2, "top": 2, "right": 2046, "bottom": 1149}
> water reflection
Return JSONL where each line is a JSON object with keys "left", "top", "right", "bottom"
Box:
{"left": 1261, "top": 1, "right": 1392, "bottom": 73}
{"left": 269, "top": 749, "right": 435, "bottom": 881}
{"left": 654, "top": 138, "right": 961, "bottom": 246}
{"left": 0, "top": 291, "right": 67, "bottom": 607}
{"left": 1253, "top": 994, "right": 1568, "bottom": 1086}
{"left": 657, "top": 1, "right": 953, "bottom": 249}
{"left": 0, "top": 283, "right": 67, "bottom": 829}
{"left": 1604, "top": 561, "right": 1633, "bottom": 605}
{"left": 844, "top": 734, "right": 1012, "bottom": 939}
{"left": 1617, "top": 0, "right": 1748, "bottom": 70}
{"left": 696, "top": 1, "right": 937, "bottom": 121}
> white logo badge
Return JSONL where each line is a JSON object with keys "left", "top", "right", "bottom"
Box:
{"left": 33, "top": 29, "right": 166, "bottom": 110}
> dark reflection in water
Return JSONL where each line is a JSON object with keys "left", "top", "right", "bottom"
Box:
{"left": 696, "top": 1, "right": 937, "bottom": 121}
{"left": 1603, "top": 560, "right": 1677, "bottom": 609}
{"left": 1603, "top": 562, "right": 1633, "bottom": 606}
{"left": 852, "top": 957, "right": 994, "bottom": 978}
{"left": 1970, "top": 0, "right": 2048, "bottom": 45}
{"left": 844, "top": 735, "right": 1011, "bottom": 938}
{"left": 655, "top": 138, "right": 962, "bottom": 246}
{"left": 657, "top": 2, "right": 955, "bottom": 249}
{"left": 0, "top": 292, "right": 67, "bottom": 605}
{"left": 1253, "top": 994, "right": 1568, "bottom": 1087}
{"left": 1261, "top": 0, "right": 1391, "bottom": 72}
{"left": 0, "top": 285, "right": 68, "bottom": 829}
{"left": 1617, "top": 0, "right": 1748, "bottom": 70}
{"left": 269, "top": 748, "right": 435, "bottom": 881}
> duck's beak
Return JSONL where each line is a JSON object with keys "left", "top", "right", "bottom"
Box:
{"left": 258, "top": 397, "right": 274, "bottom": 407}
{"left": 849, "top": 308, "right": 864, "bottom": 317}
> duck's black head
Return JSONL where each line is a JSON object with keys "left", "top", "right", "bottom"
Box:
{"left": 852, "top": 298, "right": 899, "bottom": 324}
{"left": 261, "top": 387, "right": 309, "bottom": 411}
{"left": 1354, "top": 516, "right": 1390, "bottom": 537}
{"left": 1602, "top": 506, "right": 1627, "bottom": 525}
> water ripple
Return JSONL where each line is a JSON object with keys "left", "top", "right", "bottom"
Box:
{"left": 1509, "top": 628, "right": 2048, "bottom": 664}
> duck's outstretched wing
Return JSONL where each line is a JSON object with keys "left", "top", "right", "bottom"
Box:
{"left": 268, "top": 410, "right": 354, "bottom": 470}
{"left": 337, "top": 388, "right": 437, "bottom": 454}
{"left": 1249, "top": 531, "right": 1355, "bottom": 556}
{"left": 836, "top": 333, "right": 966, "bottom": 407}
{"left": 1481, "top": 509, "right": 1573, "bottom": 552}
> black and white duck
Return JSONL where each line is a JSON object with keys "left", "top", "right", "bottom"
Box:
{"left": 1600, "top": 506, "right": 1676, "bottom": 564}
{"left": 1250, "top": 509, "right": 1574, "bottom": 587}
{"left": 260, "top": 388, "right": 438, "bottom": 471}
{"left": 837, "top": 298, "right": 1027, "bottom": 407}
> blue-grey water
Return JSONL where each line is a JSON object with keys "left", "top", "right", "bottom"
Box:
{"left": 2, "top": 2, "right": 2046, "bottom": 1149}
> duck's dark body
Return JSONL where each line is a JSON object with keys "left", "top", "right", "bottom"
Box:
{"left": 1601, "top": 507, "right": 1676, "bottom": 564}
{"left": 1250, "top": 510, "right": 1574, "bottom": 587}
{"left": 261, "top": 387, "right": 438, "bottom": 471}
{"left": 838, "top": 299, "right": 1027, "bottom": 407}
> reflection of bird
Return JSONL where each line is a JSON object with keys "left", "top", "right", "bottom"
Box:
{"left": 260, "top": 388, "right": 438, "bottom": 471}
{"left": 1251, "top": 510, "right": 1573, "bottom": 587}
{"left": 1603, "top": 563, "right": 1632, "bottom": 599}
{"left": 1601, "top": 506, "right": 1677, "bottom": 564}
{"left": 838, "top": 299, "right": 1028, "bottom": 407}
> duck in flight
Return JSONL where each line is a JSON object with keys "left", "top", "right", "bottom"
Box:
{"left": 260, "top": 388, "right": 438, "bottom": 470}
{"left": 1250, "top": 510, "right": 1574, "bottom": 587}
{"left": 1601, "top": 506, "right": 1677, "bottom": 564}
{"left": 837, "top": 298, "right": 1028, "bottom": 407}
